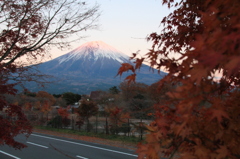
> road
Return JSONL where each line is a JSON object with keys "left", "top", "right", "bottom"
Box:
{"left": 0, "top": 133, "right": 138, "bottom": 159}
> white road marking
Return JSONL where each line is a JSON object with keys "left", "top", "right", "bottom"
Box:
{"left": 76, "top": 155, "right": 88, "bottom": 159}
{"left": 27, "top": 141, "right": 48, "bottom": 148}
{"left": 0, "top": 150, "right": 21, "bottom": 159}
{"left": 32, "top": 134, "right": 138, "bottom": 157}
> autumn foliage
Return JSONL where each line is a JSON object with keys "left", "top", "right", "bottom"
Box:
{"left": 58, "top": 107, "right": 69, "bottom": 119}
{"left": 75, "top": 99, "right": 98, "bottom": 132}
{"left": 118, "top": 0, "right": 240, "bottom": 158}
{"left": 0, "top": 76, "right": 32, "bottom": 149}
{"left": 0, "top": 0, "right": 99, "bottom": 149}
{"left": 107, "top": 106, "right": 130, "bottom": 124}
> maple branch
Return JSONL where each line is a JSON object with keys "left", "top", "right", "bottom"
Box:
{"left": 0, "top": 0, "right": 100, "bottom": 68}
{"left": 0, "top": 7, "right": 28, "bottom": 63}
{"left": 169, "top": 139, "right": 184, "bottom": 159}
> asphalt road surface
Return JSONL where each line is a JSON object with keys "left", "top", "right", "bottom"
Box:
{"left": 0, "top": 133, "right": 138, "bottom": 159}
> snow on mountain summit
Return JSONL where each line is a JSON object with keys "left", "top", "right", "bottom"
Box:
{"left": 57, "top": 41, "right": 130, "bottom": 64}
{"left": 27, "top": 41, "right": 166, "bottom": 94}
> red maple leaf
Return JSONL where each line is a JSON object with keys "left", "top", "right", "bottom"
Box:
{"left": 207, "top": 109, "right": 229, "bottom": 124}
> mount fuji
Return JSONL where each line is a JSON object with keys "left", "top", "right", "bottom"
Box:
{"left": 26, "top": 41, "right": 166, "bottom": 94}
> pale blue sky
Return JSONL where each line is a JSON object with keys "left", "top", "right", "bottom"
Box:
{"left": 50, "top": 0, "right": 173, "bottom": 59}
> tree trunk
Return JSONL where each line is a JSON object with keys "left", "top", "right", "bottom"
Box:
{"left": 105, "top": 117, "right": 109, "bottom": 135}
{"left": 86, "top": 118, "right": 90, "bottom": 132}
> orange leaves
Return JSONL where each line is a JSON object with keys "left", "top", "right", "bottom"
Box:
{"left": 36, "top": 91, "right": 56, "bottom": 106}
{"left": 193, "top": 145, "right": 211, "bottom": 158}
{"left": 189, "top": 65, "right": 208, "bottom": 85}
{"left": 125, "top": 74, "right": 136, "bottom": 84}
{"left": 145, "top": 124, "right": 157, "bottom": 132}
{"left": 137, "top": 141, "right": 162, "bottom": 159}
{"left": 120, "top": 0, "right": 240, "bottom": 158}
{"left": 140, "top": 86, "right": 238, "bottom": 159}
{"left": 134, "top": 58, "right": 144, "bottom": 70}
{"left": 207, "top": 109, "right": 229, "bottom": 124}
{"left": 216, "top": 146, "right": 229, "bottom": 159}
{"left": 205, "top": 97, "right": 230, "bottom": 125}
{"left": 108, "top": 106, "right": 122, "bottom": 116}
{"left": 0, "top": 76, "right": 32, "bottom": 149}
{"left": 41, "top": 101, "right": 51, "bottom": 113}
{"left": 107, "top": 106, "right": 130, "bottom": 120}
{"left": 117, "top": 63, "right": 135, "bottom": 76}
{"left": 166, "top": 91, "right": 182, "bottom": 99}
{"left": 117, "top": 63, "right": 137, "bottom": 84}
{"left": 117, "top": 57, "right": 145, "bottom": 84}
{"left": 155, "top": 118, "right": 169, "bottom": 133}
{"left": 24, "top": 102, "right": 32, "bottom": 111}
{"left": 130, "top": 52, "right": 137, "bottom": 60}
{"left": 58, "top": 107, "right": 69, "bottom": 118}
{"left": 225, "top": 56, "right": 240, "bottom": 76}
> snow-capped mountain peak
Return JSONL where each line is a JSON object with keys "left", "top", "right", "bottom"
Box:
{"left": 57, "top": 41, "right": 130, "bottom": 64}
{"left": 26, "top": 41, "right": 166, "bottom": 94}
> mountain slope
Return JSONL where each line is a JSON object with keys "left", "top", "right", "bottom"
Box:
{"left": 26, "top": 41, "right": 166, "bottom": 94}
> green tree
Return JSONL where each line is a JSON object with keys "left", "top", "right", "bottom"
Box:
{"left": 109, "top": 86, "right": 120, "bottom": 94}
{"left": 62, "top": 92, "right": 81, "bottom": 105}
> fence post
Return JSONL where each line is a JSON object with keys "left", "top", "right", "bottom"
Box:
{"left": 95, "top": 113, "right": 98, "bottom": 133}
{"left": 46, "top": 113, "right": 48, "bottom": 124}
{"left": 72, "top": 116, "right": 74, "bottom": 130}
{"left": 105, "top": 116, "right": 109, "bottom": 134}
{"left": 140, "top": 117, "right": 143, "bottom": 140}
{"left": 128, "top": 118, "right": 130, "bottom": 137}
{"left": 115, "top": 118, "right": 118, "bottom": 135}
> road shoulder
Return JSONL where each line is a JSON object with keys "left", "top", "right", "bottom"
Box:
{"left": 33, "top": 128, "right": 137, "bottom": 151}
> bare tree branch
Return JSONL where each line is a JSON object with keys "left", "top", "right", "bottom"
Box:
{"left": 0, "top": 0, "right": 100, "bottom": 68}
